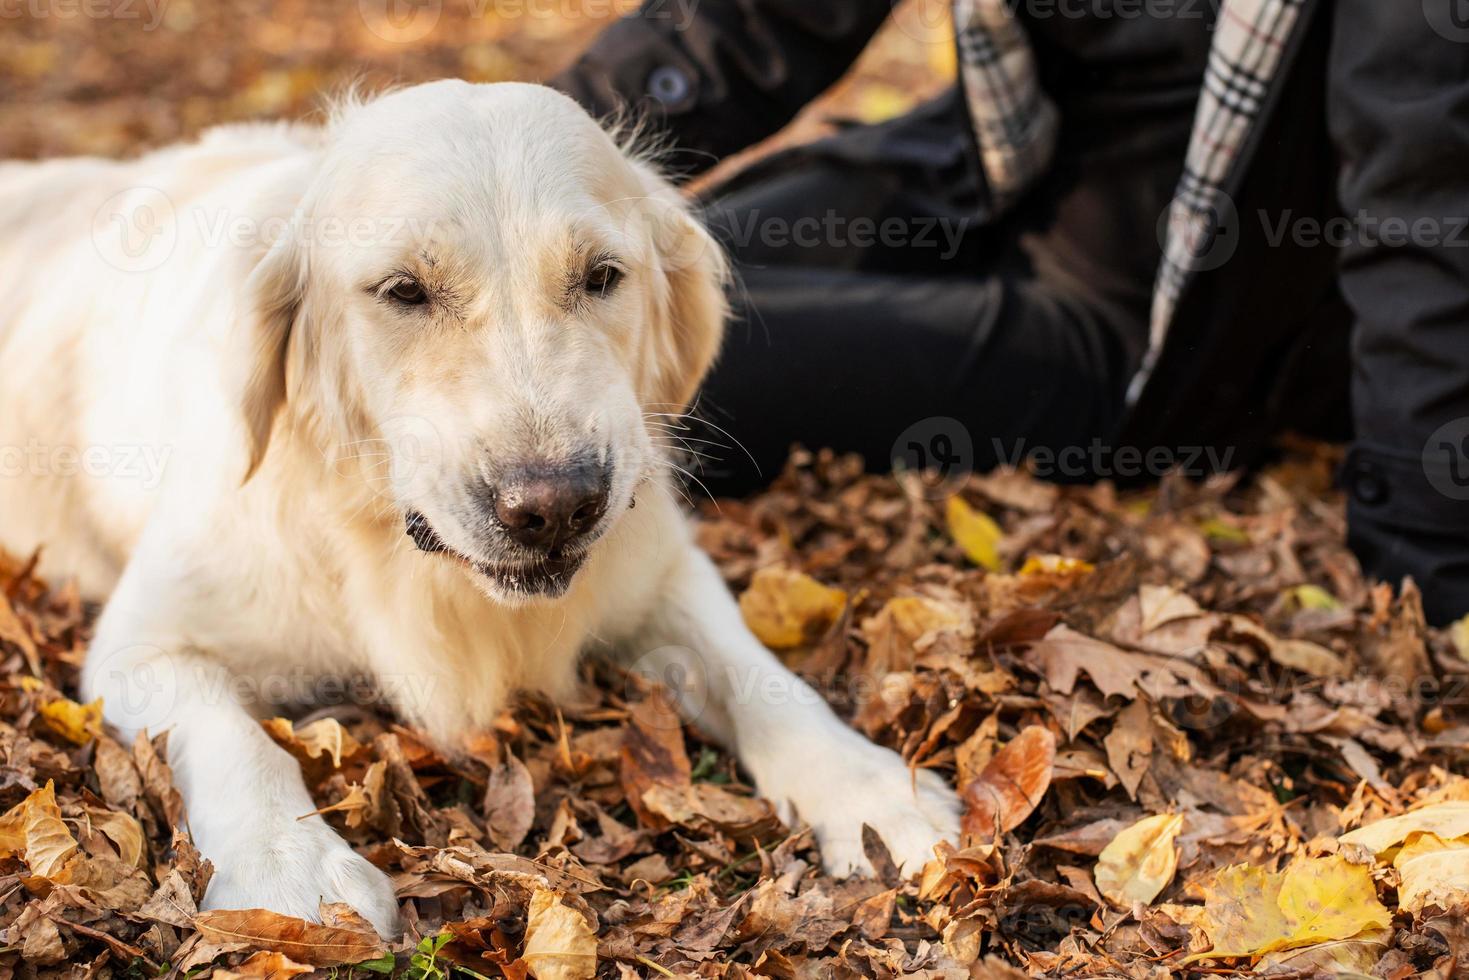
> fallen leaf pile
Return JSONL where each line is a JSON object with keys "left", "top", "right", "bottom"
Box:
{"left": 3, "top": 441, "right": 1469, "bottom": 976}
{"left": 6, "top": 5, "right": 1469, "bottom": 976}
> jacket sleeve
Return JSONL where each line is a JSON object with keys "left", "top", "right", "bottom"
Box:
{"left": 550, "top": 0, "right": 897, "bottom": 177}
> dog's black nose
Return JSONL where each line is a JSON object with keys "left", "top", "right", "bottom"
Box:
{"left": 493, "top": 462, "right": 610, "bottom": 556}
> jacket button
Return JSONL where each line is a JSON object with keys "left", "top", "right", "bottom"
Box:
{"left": 647, "top": 65, "right": 693, "bottom": 108}
{"left": 1350, "top": 462, "right": 1389, "bottom": 506}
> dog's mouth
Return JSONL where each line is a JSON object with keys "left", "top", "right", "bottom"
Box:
{"left": 403, "top": 511, "right": 585, "bottom": 597}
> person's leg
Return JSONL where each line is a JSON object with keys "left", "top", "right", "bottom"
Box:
{"left": 690, "top": 264, "right": 1134, "bottom": 496}
{"left": 684, "top": 88, "right": 1139, "bottom": 497}
{"left": 1328, "top": 0, "right": 1469, "bottom": 625}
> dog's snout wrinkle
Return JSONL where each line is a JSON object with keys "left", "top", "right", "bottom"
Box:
{"left": 492, "top": 461, "right": 610, "bottom": 556}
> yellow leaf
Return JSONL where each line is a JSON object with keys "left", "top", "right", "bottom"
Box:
{"left": 1339, "top": 801, "right": 1469, "bottom": 855}
{"left": 1392, "top": 833, "right": 1469, "bottom": 914}
{"left": 1094, "top": 812, "right": 1183, "bottom": 908}
{"left": 738, "top": 566, "right": 847, "bottom": 650}
{"left": 1268, "top": 638, "right": 1349, "bottom": 679}
{"left": 1341, "top": 802, "right": 1469, "bottom": 913}
{"left": 522, "top": 887, "right": 597, "bottom": 980}
{"left": 1198, "top": 517, "right": 1249, "bottom": 543}
{"left": 946, "top": 497, "right": 1003, "bottom": 571}
{"left": 1188, "top": 854, "right": 1391, "bottom": 962}
{"left": 1289, "top": 584, "right": 1342, "bottom": 612}
{"left": 1451, "top": 613, "right": 1469, "bottom": 663}
{"left": 39, "top": 695, "right": 104, "bottom": 745}
{"left": 852, "top": 83, "right": 918, "bottom": 123}
{"left": 0, "top": 781, "right": 78, "bottom": 879}
{"left": 1018, "top": 555, "right": 1094, "bottom": 578}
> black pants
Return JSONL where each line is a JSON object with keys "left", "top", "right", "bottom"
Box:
{"left": 691, "top": 92, "right": 1154, "bottom": 497}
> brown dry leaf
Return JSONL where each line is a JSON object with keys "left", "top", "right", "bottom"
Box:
{"left": 960, "top": 725, "right": 1055, "bottom": 840}
{"left": 1258, "top": 931, "right": 1390, "bottom": 974}
{"left": 1188, "top": 854, "right": 1392, "bottom": 962}
{"left": 1094, "top": 812, "right": 1182, "bottom": 908}
{"left": 1137, "top": 585, "right": 1203, "bottom": 632}
{"left": 84, "top": 805, "right": 146, "bottom": 867}
{"left": 0, "top": 590, "right": 40, "bottom": 672}
{"left": 946, "top": 496, "right": 1003, "bottom": 571}
{"left": 860, "top": 594, "right": 973, "bottom": 675}
{"left": 309, "top": 784, "right": 372, "bottom": 827}
{"left": 0, "top": 780, "right": 78, "bottom": 878}
{"left": 521, "top": 886, "right": 597, "bottom": 980}
{"left": 1027, "top": 625, "right": 1148, "bottom": 699}
{"left": 484, "top": 751, "right": 537, "bottom": 851}
{"left": 738, "top": 566, "right": 848, "bottom": 649}
{"left": 618, "top": 692, "right": 691, "bottom": 829}
{"left": 1103, "top": 697, "right": 1153, "bottom": 799}
{"left": 193, "top": 909, "right": 386, "bottom": 967}
{"left": 213, "top": 950, "right": 316, "bottom": 980}
{"left": 262, "top": 717, "right": 361, "bottom": 769}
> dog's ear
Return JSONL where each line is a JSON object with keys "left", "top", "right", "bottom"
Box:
{"left": 637, "top": 172, "right": 729, "bottom": 414}
{"left": 238, "top": 229, "right": 305, "bottom": 483}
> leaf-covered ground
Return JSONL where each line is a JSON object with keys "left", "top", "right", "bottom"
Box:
{"left": 3, "top": 443, "right": 1469, "bottom": 978}
{"left": 7, "top": 3, "right": 1469, "bottom": 976}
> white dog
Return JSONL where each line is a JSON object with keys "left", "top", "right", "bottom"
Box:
{"left": 0, "top": 81, "right": 959, "bottom": 937}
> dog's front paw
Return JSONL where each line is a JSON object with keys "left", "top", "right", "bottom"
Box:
{"left": 202, "top": 818, "right": 400, "bottom": 939}
{"left": 754, "top": 726, "right": 961, "bottom": 879}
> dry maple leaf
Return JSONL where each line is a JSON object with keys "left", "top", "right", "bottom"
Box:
{"left": 960, "top": 725, "right": 1056, "bottom": 841}
{"left": 1094, "top": 812, "right": 1182, "bottom": 908}
{"left": 1188, "top": 853, "right": 1391, "bottom": 962}
{"left": 1025, "top": 625, "right": 1149, "bottom": 700}
{"left": 192, "top": 909, "right": 386, "bottom": 967}
{"left": 521, "top": 886, "right": 597, "bottom": 980}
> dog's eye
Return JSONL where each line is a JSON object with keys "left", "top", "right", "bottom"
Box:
{"left": 386, "top": 279, "right": 428, "bottom": 306}
{"left": 583, "top": 262, "right": 623, "bottom": 298}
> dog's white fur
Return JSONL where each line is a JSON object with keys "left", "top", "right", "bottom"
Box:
{"left": 0, "top": 81, "right": 958, "bottom": 936}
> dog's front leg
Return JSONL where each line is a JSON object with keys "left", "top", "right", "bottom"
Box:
{"left": 82, "top": 599, "right": 400, "bottom": 936}
{"left": 633, "top": 547, "right": 961, "bottom": 877}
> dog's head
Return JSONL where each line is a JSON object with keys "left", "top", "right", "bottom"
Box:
{"left": 239, "top": 81, "right": 727, "bottom": 600}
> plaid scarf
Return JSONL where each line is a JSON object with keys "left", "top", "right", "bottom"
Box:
{"left": 952, "top": 0, "right": 1310, "bottom": 402}
{"left": 1129, "top": 0, "right": 1310, "bottom": 401}
{"left": 952, "top": 0, "right": 1059, "bottom": 213}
